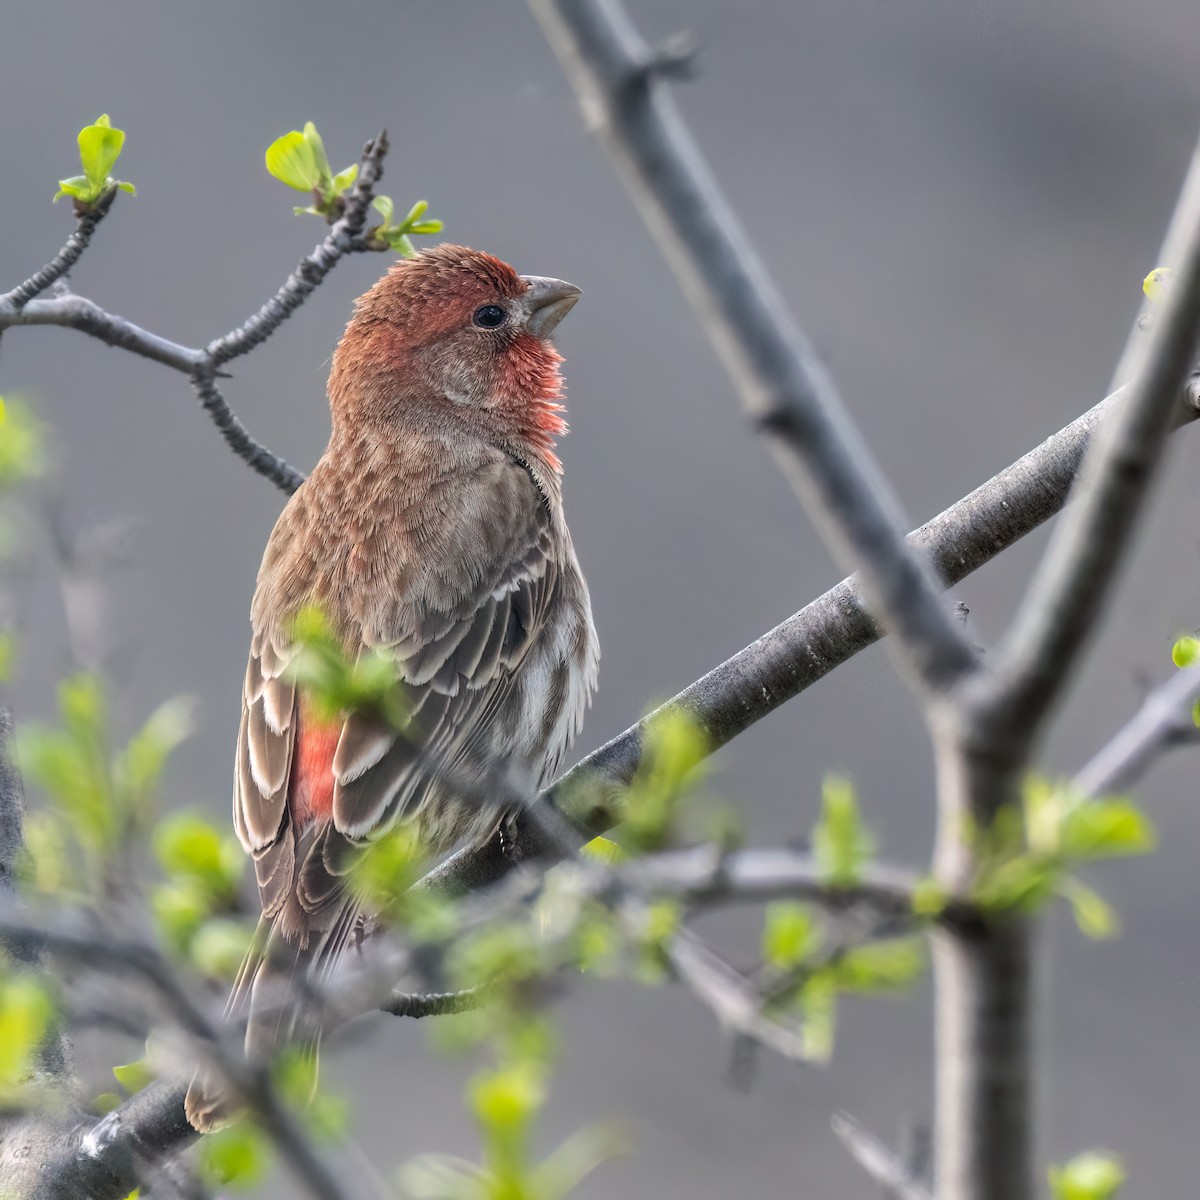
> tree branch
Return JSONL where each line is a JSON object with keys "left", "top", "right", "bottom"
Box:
{"left": 609, "top": 845, "right": 921, "bottom": 917}
{"left": 979, "top": 139, "right": 1200, "bottom": 738}
{"left": 0, "top": 709, "right": 24, "bottom": 904}
{"left": 0, "top": 132, "right": 394, "bottom": 496}
{"left": 530, "top": 0, "right": 979, "bottom": 696}
{"left": 425, "top": 372, "right": 1200, "bottom": 899}
{"left": 831, "top": 1112, "right": 932, "bottom": 1200}
{"left": 204, "top": 132, "right": 388, "bottom": 367}
{"left": 1072, "top": 661, "right": 1200, "bottom": 797}
{"left": 0, "top": 914, "right": 358, "bottom": 1200}
{"left": 189, "top": 373, "right": 305, "bottom": 494}
{"left": 664, "top": 928, "right": 809, "bottom": 1063}
{"left": 527, "top": 0, "right": 979, "bottom": 697}
{"left": 1, "top": 197, "right": 112, "bottom": 311}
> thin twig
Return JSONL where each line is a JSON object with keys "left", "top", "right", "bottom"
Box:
{"left": 664, "top": 928, "right": 808, "bottom": 1061}
{"left": 1072, "top": 661, "right": 1200, "bottom": 797}
{"left": 1, "top": 202, "right": 112, "bottom": 311}
{"left": 205, "top": 132, "right": 388, "bottom": 366}
{"left": 0, "top": 132, "right": 393, "bottom": 496}
{"left": 0, "top": 915, "right": 356, "bottom": 1200}
{"left": 382, "top": 985, "right": 492, "bottom": 1018}
{"left": 831, "top": 1112, "right": 932, "bottom": 1200}
{"left": 189, "top": 373, "right": 306, "bottom": 493}
{"left": 528, "top": 0, "right": 980, "bottom": 696}
{"left": 608, "top": 845, "right": 922, "bottom": 916}
{"left": 0, "top": 291, "right": 206, "bottom": 372}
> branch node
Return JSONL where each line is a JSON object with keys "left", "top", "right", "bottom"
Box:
{"left": 831, "top": 1111, "right": 931, "bottom": 1200}
{"left": 627, "top": 30, "right": 702, "bottom": 87}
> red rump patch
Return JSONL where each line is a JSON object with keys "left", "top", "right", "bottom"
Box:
{"left": 288, "top": 698, "right": 340, "bottom": 828}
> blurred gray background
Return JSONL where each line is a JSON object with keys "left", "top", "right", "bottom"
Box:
{"left": 3, "top": 0, "right": 1200, "bottom": 1193}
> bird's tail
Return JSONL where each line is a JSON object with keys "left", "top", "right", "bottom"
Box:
{"left": 183, "top": 916, "right": 323, "bottom": 1132}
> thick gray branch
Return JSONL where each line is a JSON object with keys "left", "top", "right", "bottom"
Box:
{"left": 527, "top": 0, "right": 979, "bottom": 696}
{"left": 426, "top": 374, "right": 1200, "bottom": 900}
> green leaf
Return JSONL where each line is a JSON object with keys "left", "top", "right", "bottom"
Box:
{"left": 972, "top": 852, "right": 1056, "bottom": 914}
{"left": 573, "top": 909, "right": 621, "bottom": 976}
{"left": 0, "top": 397, "right": 46, "bottom": 487}
{"left": 1058, "top": 877, "right": 1118, "bottom": 939}
{"left": 1060, "top": 798, "right": 1155, "bottom": 861}
{"left": 154, "top": 810, "right": 241, "bottom": 899}
{"left": 832, "top": 938, "right": 925, "bottom": 991}
{"left": 1171, "top": 635, "right": 1200, "bottom": 667}
{"left": 302, "top": 122, "right": 332, "bottom": 184}
{"left": 402, "top": 199, "right": 430, "bottom": 225}
{"left": 115, "top": 696, "right": 195, "bottom": 813}
{"left": 54, "top": 116, "right": 134, "bottom": 206}
{"left": 330, "top": 164, "right": 358, "bottom": 195}
{"left": 77, "top": 115, "right": 124, "bottom": 191}
{"left": 264, "top": 130, "right": 321, "bottom": 192}
{"left": 580, "top": 836, "right": 625, "bottom": 864}
{"left": 112, "top": 1057, "right": 156, "bottom": 1094}
{"left": 0, "top": 633, "right": 15, "bottom": 683}
{"left": 911, "top": 876, "right": 946, "bottom": 918}
{"left": 371, "top": 194, "right": 394, "bottom": 224}
{"left": 19, "top": 812, "right": 68, "bottom": 896}
{"left": 152, "top": 877, "right": 211, "bottom": 952}
{"left": 761, "top": 902, "right": 819, "bottom": 969}
{"left": 349, "top": 824, "right": 426, "bottom": 918}
{"left": 799, "top": 975, "right": 837, "bottom": 1062}
{"left": 1143, "top": 267, "right": 1173, "bottom": 300}
{"left": 197, "top": 1121, "right": 271, "bottom": 1189}
{"left": 533, "top": 1124, "right": 626, "bottom": 1200}
{"left": 1049, "top": 1150, "right": 1125, "bottom": 1200}
{"left": 622, "top": 710, "right": 709, "bottom": 852}
{"left": 189, "top": 918, "right": 253, "bottom": 979}
{"left": 812, "top": 773, "right": 875, "bottom": 887}
{"left": 469, "top": 1062, "right": 545, "bottom": 1134}
{"left": 0, "top": 975, "right": 54, "bottom": 1092}
{"left": 400, "top": 1154, "right": 489, "bottom": 1200}
{"left": 408, "top": 219, "right": 445, "bottom": 235}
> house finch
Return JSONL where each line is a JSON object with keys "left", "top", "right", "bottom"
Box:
{"left": 184, "top": 245, "right": 598, "bottom": 1131}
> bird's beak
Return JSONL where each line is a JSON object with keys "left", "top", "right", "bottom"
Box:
{"left": 521, "top": 275, "right": 582, "bottom": 339}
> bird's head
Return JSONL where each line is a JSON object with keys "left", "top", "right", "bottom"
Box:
{"left": 329, "top": 245, "right": 581, "bottom": 467}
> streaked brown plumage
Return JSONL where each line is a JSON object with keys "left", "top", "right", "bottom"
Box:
{"left": 185, "top": 246, "right": 598, "bottom": 1130}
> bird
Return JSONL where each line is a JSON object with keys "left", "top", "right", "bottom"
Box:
{"left": 184, "top": 245, "right": 599, "bottom": 1131}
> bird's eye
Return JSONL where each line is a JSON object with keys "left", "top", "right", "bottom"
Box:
{"left": 473, "top": 304, "right": 507, "bottom": 329}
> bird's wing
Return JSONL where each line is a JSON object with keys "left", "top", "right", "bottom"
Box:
{"left": 232, "top": 456, "right": 565, "bottom": 930}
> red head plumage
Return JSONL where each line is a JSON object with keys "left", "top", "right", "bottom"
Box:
{"left": 328, "top": 244, "right": 580, "bottom": 470}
